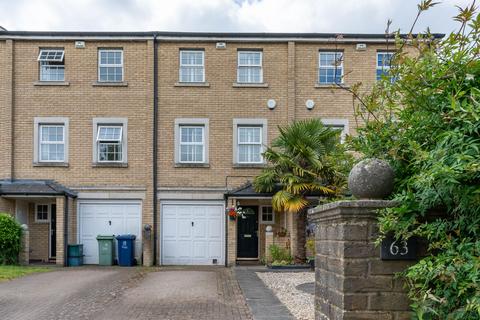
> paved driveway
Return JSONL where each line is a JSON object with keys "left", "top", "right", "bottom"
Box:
{"left": 0, "top": 267, "right": 252, "bottom": 320}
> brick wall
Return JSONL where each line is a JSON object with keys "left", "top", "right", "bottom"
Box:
{"left": 28, "top": 202, "right": 50, "bottom": 261}
{"left": 309, "top": 200, "right": 414, "bottom": 320}
{"left": 1, "top": 35, "right": 395, "bottom": 266}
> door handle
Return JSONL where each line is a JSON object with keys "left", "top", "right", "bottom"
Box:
{"left": 191, "top": 221, "right": 194, "bottom": 227}
{"left": 109, "top": 220, "right": 112, "bottom": 226}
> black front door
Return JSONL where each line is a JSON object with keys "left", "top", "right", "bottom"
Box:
{"left": 50, "top": 204, "right": 56, "bottom": 258}
{"left": 237, "top": 206, "right": 258, "bottom": 258}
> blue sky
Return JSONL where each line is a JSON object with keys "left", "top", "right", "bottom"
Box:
{"left": 0, "top": 0, "right": 473, "bottom": 34}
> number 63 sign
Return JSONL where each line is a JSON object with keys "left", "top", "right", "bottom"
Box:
{"left": 380, "top": 234, "right": 418, "bottom": 260}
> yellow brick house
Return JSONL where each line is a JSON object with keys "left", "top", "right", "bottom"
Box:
{"left": 0, "top": 30, "right": 442, "bottom": 266}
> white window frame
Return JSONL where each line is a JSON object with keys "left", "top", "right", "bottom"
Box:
{"left": 376, "top": 51, "right": 394, "bottom": 81}
{"left": 96, "top": 125, "right": 123, "bottom": 163}
{"left": 174, "top": 118, "right": 209, "bottom": 164}
{"left": 39, "top": 125, "right": 65, "bottom": 162}
{"left": 37, "top": 49, "right": 65, "bottom": 82}
{"left": 321, "top": 118, "right": 349, "bottom": 144}
{"left": 179, "top": 50, "right": 205, "bottom": 83}
{"left": 34, "top": 117, "right": 69, "bottom": 164}
{"left": 98, "top": 49, "right": 124, "bottom": 82}
{"left": 92, "top": 118, "right": 128, "bottom": 164}
{"left": 37, "top": 49, "right": 65, "bottom": 62}
{"left": 35, "top": 204, "right": 50, "bottom": 223}
{"left": 237, "top": 51, "right": 263, "bottom": 84}
{"left": 318, "top": 51, "right": 344, "bottom": 85}
{"left": 260, "top": 206, "right": 275, "bottom": 224}
{"left": 233, "top": 119, "right": 267, "bottom": 165}
{"left": 179, "top": 126, "right": 205, "bottom": 164}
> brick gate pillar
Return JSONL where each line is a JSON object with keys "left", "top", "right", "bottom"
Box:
{"left": 264, "top": 227, "right": 273, "bottom": 264}
{"left": 308, "top": 200, "right": 415, "bottom": 320}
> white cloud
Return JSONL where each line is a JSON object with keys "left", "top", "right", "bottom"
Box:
{"left": 0, "top": 0, "right": 473, "bottom": 34}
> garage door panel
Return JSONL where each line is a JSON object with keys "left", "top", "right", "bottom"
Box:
{"left": 193, "top": 241, "right": 207, "bottom": 258}
{"left": 193, "top": 220, "right": 206, "bottom": 238}
{"left": 79, "top": 201, "right": 142, "bottom": 265}
{"left": 209, "top": 241, "right": 222, "bottom": 258}
{"left": 177, "top": 219, "right": 192, "bottom": 238}
{"left": 208, "top": 218, "right": 222, "bottom": 238}
{"left": 162, "top": 203, "right": 224, "bottom": 265}
{"left": 177, "top": 240, "right": 193, "bottom": 258}
{"left": 163, "top": 218, "right": 178, "bottom": 238}
{"left": 163, "top": 240, "right": 178, "bottom": 258}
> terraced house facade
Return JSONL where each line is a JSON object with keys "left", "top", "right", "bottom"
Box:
{"left": 0, "top": 30, "right": 407, "bottom": 267}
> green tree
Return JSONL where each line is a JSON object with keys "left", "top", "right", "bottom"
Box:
{"left": 254, "top": 118, "right": 351, "bottom": 213}
{"left": 349, "top": 1, "right": 480, "bottom": 318}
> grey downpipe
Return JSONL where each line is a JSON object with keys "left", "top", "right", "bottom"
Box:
{"left": 63, "top": 195, "right": 68, "bottom": 267}
{"left": 224, "top": 194, "right": 228, "bottom": 267}
{"left": 152, "top": 33, "right": 159, "bottom": 266}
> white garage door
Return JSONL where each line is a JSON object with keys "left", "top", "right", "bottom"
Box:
{"left": 78, "top": 201, "right": 142, "bottom": 264}
{"left": 162, "top": 202, "right": 224, "bottom": 265}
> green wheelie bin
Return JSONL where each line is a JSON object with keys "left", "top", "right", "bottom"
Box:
{"left": 96, "top": 235, "right": 115, "bottom": 266}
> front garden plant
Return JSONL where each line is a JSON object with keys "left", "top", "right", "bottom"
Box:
{"left": 0, "top": 213, "right": 22, "bottom": 265}
{"left": 347, "top": 1, "right": 480, "bottom": 318}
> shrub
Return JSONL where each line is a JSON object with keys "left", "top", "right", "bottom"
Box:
{"left": 0, "top": 213, "right": 22, "bottom": 265}
{"left": 347, "top": 2, "right": 480, "bottom": 318}
{"left": 268, "top": 244, "right": 293, "bottom": 265}
{"left": 305, "top": 238, "right": 316, "bottom": 259}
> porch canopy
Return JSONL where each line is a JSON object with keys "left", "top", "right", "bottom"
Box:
{"left": 225, "top": 181, "right": 325, "bottom": 199}
{"left": 225, "top": 182, "right": 274, "bottom": 198}
{"left": 0, "top": 179, "right": 77, "bottom": 266}
{"left": 0, "top": 179, "right": 77, "bottom": 198}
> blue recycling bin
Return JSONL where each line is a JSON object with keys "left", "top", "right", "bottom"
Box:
{"left": 116, "top": 234, "right": 136, "bottom": 266}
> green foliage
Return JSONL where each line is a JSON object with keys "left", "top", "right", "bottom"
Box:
{"left": 305, "top": 238, "right": 316, "bottom": 258}
{"left": 0, "top": 265, "right": 51, "bottom": 282}
{"left": 348, "top": 2, "right": 480, "bottom": 319}
{"left": 254, "top": 118, "right": 353, "bottom": 213}
{"left": 268, "top": 244, "right": 293, "bottom": 265}
{"left": 0, "top": 213, "right": 22, "bottom": 265}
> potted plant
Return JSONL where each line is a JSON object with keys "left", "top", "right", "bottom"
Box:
{"left": 226, "top": 207, "right": 237, "bottom": 221}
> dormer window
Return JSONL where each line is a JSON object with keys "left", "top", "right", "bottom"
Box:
{"left": 38, "top": 49, "right": 65, "bottom": 81}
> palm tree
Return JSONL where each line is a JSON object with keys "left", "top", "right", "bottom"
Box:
{"left": 253, "top": 119, "right": 349, "bottom": 213}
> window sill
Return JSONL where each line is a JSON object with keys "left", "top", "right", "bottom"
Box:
{"left": 92, "top": 162, "right": 128, "bottom": 168}
{"left": 233, "top": 163, "right": 267, "bottom": 169}
{"left": 174, "top": 163, "right": 210, "bottom": 168}
{"left": 92, "top": 81, "right": 128, "bottom": 87}
{"left": 232, "top": 82, "right": 269, "bottom": 88}
{"left": 174, "top": 82, "right": 210, "bottom": 87}
{"left": 314, "top": 83, "right": 350, "bottom": 89}
{"left": 33, "top": 162, "right": 69, "bottom": 167}
{"left": 33, "top": 81, "right": 70, "bottom": 86}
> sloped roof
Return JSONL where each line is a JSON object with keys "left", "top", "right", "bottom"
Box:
{"left": 226, "top": 182, "right": 275, "bottom": 198}
{"left": 0, "top": 179, "right": 77, "bottom": 198}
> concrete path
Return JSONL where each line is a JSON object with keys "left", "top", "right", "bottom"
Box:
{"left": 0, "top": 266, "right": 252, "bottom": 320}
{"left": 235, "top": 266, "right": 295, "bottom": 320}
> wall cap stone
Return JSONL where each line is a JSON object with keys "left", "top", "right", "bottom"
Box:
{"left": 308, "top": 200, "right": 398, "bottom": 222}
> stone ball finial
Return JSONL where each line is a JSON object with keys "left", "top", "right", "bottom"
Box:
{"left": 20, "top": 224, "right": 29, "bottom": 231}
{"left": 348, "top": 158, "right": 394, "bottom": 199}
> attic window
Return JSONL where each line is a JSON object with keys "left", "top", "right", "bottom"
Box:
{"left": 38, "top": 49, "right": 65, "bottom": 81}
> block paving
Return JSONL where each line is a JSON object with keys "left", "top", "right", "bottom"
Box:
{"left": 0, "top": 266, "right": 252, "bottom": 320}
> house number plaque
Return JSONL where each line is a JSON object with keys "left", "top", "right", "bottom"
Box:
{"left": 380, "top": 234, "right": 417, "bottom": 260}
